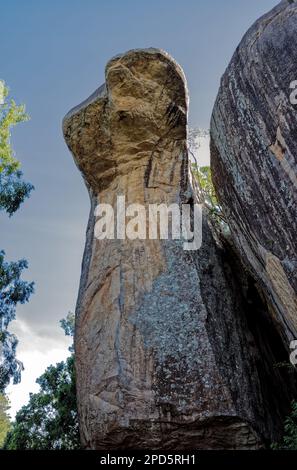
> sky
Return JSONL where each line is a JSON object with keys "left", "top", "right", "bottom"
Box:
{"left": 0, "top": 0, "right": 278, "bottom": 417}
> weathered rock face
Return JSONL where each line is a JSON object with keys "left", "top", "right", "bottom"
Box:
{"left": 211, "top": 0, "right": 297, "bottom": 349}
{"left": 63, "top": 48, "right": 292, "bottom": 449}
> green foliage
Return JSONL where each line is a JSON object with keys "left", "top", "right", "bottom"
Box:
{"left": 4, "top": 355, "right": 79, "bottom": 450}
{"left": 272, "top": 402, "right": 297, "bottom": 450}
{"left": 192, "top": 165, "right": 218, "bottom": 209}
{"left": 60, "top": 312, "right": 75, "bottom": 353}
{"left": 0, "top": 82, "right": 29, "bottom": 174}
{"left": 191, "top": 164, "right": 227, "bottom": 229}
{"left": 0, "top": 253, "right": 34, "bottom": 392}
{"left": 0, "top": 168, "right": 33, "bottom": 216}
{"left": 0, "top": 82, "right": 33, "bottom": 215}
{"left": 187, "top": 127, "right": 227, "bottom": 229}
{"left": 0, "top": 82, "right": 34, "bottom": 392}
{"left": 0, "top": 394, "right": 11, "bottom": 447}
{"left": 60, "top": 312, "right": 75, "bottom": 339}
{"left": 273, "top": 361, "right": 295, "bottom": 370}
{"left": 4, "top": 317, "right": 79, "bottom": 450}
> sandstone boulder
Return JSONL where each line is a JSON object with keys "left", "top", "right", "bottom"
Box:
{"left": 211, "top": 0, "right": 297, "bottom": 348}
{"left": 63, "top": 48, "right": 292, "bottom": 449}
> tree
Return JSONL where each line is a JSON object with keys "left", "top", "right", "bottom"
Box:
{"left": 187, "top": 127, "right": 209, "bottom": 159}
{"left": 0, "top": 169, "right": 33, "bottom": 216}
{"left": 0, "top": 80, "right": 33, "bottom": 215}
{"left": 0, "top": 394, "right": 11, "bottom": 447}
{"left": 0, "top": 81, "right": 34, "bottom": 392}
{"left": 60, "top": 311, "right": 75, "bottom": 352}
{"left": 191, "top": 164, "right": 226, "bottom": 223}
{"left": 188, "top": 127, "right": 228, "bottom": 230}
{"left": 4, "top": 314, "right": 80, "bottom": 450}
{"left": 4, "top": 356, "right": 79, "bottom": 450}
{"left": 0, "top": 253, "right": 34, "bottom": 391}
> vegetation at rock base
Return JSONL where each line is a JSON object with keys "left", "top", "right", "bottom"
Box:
{"left": 272, "top": 402, "right": 297, "bottom": 450}
{"left": 0, "top": 81, "right": 34, "bottom": 392}
{"left": 3, "top": 313, "right": 80, "bottom": 450}
{"left": 4, "top": 355, "right": 79, "bottom": 449}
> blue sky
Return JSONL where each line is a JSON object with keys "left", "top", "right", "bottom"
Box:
{"left": 0, "top": 0, "right": 277, "bottom": 415}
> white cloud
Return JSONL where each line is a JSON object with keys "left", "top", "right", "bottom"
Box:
{"left": 6, "top": 319, "right": 71, "bottom": 419}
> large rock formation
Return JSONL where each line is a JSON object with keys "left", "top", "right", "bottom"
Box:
{"left": 211, "top": 0, "right": 297, "bottom": 349}
{"left": 63, "top": 48, "right": 293, "bottom": 449}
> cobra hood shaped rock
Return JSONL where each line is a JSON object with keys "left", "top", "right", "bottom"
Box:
{"left": 63, "top": 48, "right": 294, "bottom": 449}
